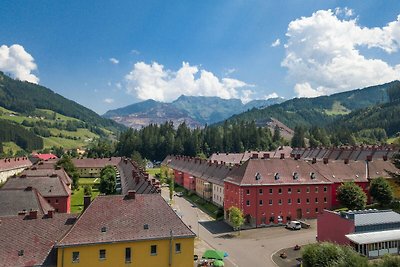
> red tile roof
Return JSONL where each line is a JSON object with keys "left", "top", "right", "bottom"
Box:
{"left": 57, "top": 194, "right": 195, "bottom": 247}
{"left": 0, "top": 188, "right": 54, "bottom": 216}
{"left": 31, "top": 153, "right": 58, "bottom": 161}
{"left": 0, "top": 213, "right": 77, "bottom": 267}
{"left": 72, "top": 157, "right": 122, "bottom": 168}
{"left": 308, "top": 160, "right": 369, "bottom": 183}
{"left": 0, "top": 157, "right": 32, "bottom": 172}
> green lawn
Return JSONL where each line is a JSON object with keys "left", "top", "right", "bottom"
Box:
{"left": 2, "top": 142, "right": 24, "bottom": 154}
{"left": 146, "top": 168, "right": 161, "bottom": 176}
{"left": 71, "top": 178, "right": 101, "bottom": 213}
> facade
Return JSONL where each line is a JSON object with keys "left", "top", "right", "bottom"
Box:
{"left": 57, "top": 192, "right": 195, "bottom": 267}
{"left": 0, "top": 157, "right": 32, "bottom": 183}
{"left": 318, "top": 209, "right": 400, "bottom": 257}
{"left": 72, "top": 157, "right": 122, "bottom": 178}
{"left": 0, "top": 212, "right": 77, "bottom": 267}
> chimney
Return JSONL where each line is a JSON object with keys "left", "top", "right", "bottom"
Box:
{"left": 29, "top": 210, "right": 38, "bottom": 219}
{"left": 296, "top": 154, "right": 301, "bottom": 160}
{"left": 263, "top": 153, "right": 270, "bottom": 159}
{"left": 83, "top": 195, "right": 91, "bottom": 211}
{"left": 323, "top": 158, "right": 328, "bottom": 164}
{"left": 151, "top": 178, "right": 156, "bottom": 184}
{"left": 312, "top": 158, "right": 317, "bottom": 164}
{"left": 344, "top": 158, "right": 349, "bottom": 164}
{"left": 383, "top": 155, "right": 388, "bottom": 161}
{"left": 127, "top": 190, "right": 136, "bottom": 199}
{"left": 18, "top": 210, "right": 27, "bottom": 216}
{"left": 214, "top": 160, "right": 218, "bottom": 164}
{"left": 280, "top": 153, "right": 285, "bottom": 159}
{"left": 47, "top": 210, "right": 54, "bottom": 218}
{"left": 252, "top": 153, "right": 258, "bottom": 159}
{"left": 366, "top": 155, "right": 372, "bottom": 162}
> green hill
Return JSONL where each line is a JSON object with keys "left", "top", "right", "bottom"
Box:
{"left": 223, "top": 81, "right": 396, "bottom": 129}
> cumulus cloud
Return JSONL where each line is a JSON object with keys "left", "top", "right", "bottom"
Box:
{"left": 109, "top": 57, "right": 119, "bottom": 64}
{"left": 271, "top": 38, "right": 281, "bottom": 47}
{"left": 0, "top": 44, "right": 39, "bottom": 83}
{"left": 125, "top": 61, "right": 252, "bottom": 102}
{"left": 264, "top": 92, "right": 279, "bottom": 99}
{"left": 103, "top": 98, "right": 114, "bottom": 104}
{"left": 282, "top": 9, "right": 400, "bottom": 97}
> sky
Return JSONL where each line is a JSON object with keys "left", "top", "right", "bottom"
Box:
{"left": 1, "top": 1, "right": 400, "bottom": 114}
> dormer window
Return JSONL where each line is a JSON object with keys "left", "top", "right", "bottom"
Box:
{"left": 255, "top": 172, "right": 261, "bottom": 181}
{"left": 274, "top": 173, "right": 280, "bottom": 180}
{"left": 293, "top": 172, "right": 299, "bottom": 180}
{"left": 310, "top": 172, "right": 316, "bottom": 179}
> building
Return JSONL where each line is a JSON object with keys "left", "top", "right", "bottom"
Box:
{"left": 30, "top": 153, "right": 58, "bottom": 164}
{"left": 21, "top": 167, "right": 72, "bottom": 188}
{"left": 317, "top": 209, "right": 400, "bottom": 257}
{"left": 72, "top": 157, "right": 122, "bottom": 178}
{"left": 0, "top": 157, "right": 32, "bottom": 183}
{"left": 0, "top": 212, "right": 77, "bottom": 267}
{"left": 56, "top": 192, "right": 195, "bottom": 267}
{"left": 0, "top": 187, "right": 54, "bottom": 216}
{"left": 2, "top": 174, "right": 71, "bottom": 213}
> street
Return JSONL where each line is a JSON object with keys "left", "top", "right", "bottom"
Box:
{"left": 161, "top": 188, "right": 317, "bottom": 267}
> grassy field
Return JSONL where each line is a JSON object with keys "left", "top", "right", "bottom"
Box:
{"left": 71, "top": 178, "right": 100, "bottom": 213}
{"left": 325, "top": 101, "right": 351, "bottom": 116}
{"left": 146, "top": 168, "right": 161, "bottom": 176}
{"left": 2, "top": 142, "right": 23, "bottom": 154}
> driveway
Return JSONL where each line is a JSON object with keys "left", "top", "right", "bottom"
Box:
{"left": 161, "top": 188, "right": 316, "bottom": 266}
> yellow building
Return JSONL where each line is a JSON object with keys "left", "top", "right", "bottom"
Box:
{"left": 56, "top": 192, "right": 195, "bottom": 267}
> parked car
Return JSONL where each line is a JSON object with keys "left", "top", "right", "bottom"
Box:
{"left": 175, "top": 192, "right": 184, "bottom": 197}
{"left": 286, "top": 220, "right": 301, "bottom": 230}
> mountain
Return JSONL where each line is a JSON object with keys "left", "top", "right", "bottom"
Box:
{"left": 103, "top": 95, "right": 283, "bottom": 128}
{"left": 223, "top": 81, "right": 397, "bottom": 129}
{"left": 0, "top": 72, "right": 125, "bottom": 154}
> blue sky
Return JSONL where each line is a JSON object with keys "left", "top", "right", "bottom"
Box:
{"left": 1, "top": 1, "right": 400, "bottom": 114}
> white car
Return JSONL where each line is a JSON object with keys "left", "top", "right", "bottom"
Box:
{"left": 286, "top": 220, "right": 301, "bottom": 230}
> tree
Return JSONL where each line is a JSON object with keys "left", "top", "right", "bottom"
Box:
{"left": 131, "top": 151, "right": 146, "bottom": 169}
{"left": 370, "top": 177, "right": 394, "bottom": 207}
{"left": 337, "top": 182, "right": 367, "bottom": 210}
{"left": 228, "top": 206, "right": 245, "bottom": 234}
{"left": 291, "top": 126, "right": 306, "bottom": 148}
{"left": 371, "top": 254, "right": 400, "bottom": 267}
{"left": 302, "top": 242, "right": 368, "bottom": 267}
{"left": 99, "top": 165, "right": 116, "bottom": 194}
{"left": 169, "top": 175, "right": 174, "bottom": 201}
{"left": 83, "top": 185, "right": 92, "bottom": 197}
{"left": 57, "top": 155, "right": 79, "bottom": 190}
{"left": 389, "top": 153, "right": 400, "bottom": 183}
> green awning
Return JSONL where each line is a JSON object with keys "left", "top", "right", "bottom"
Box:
{"left": 202, "top": 250, "right": 225, "bottom": 260}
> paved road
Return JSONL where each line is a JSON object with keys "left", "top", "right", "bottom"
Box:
{"left": 162, "top": 189, "right": 316, "bottom": 267}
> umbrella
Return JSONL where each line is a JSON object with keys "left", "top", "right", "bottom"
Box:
{"left": 213, "top": 260, "right": 225, "bottom": 266}
{"left": 202, "top": 250, "right": 225, "bottom": 261}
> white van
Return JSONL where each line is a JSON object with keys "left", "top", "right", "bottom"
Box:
{"left": 286, "top": 220, "right": 301, "bottom": 230}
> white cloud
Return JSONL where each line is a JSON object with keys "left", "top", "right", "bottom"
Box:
{"left": 282, "top": 9, "right": 400, "bottom": 97}
{"left": 109, "top": 57, "right": 119, "bottom": 64}
{"left": 115, "top": 82, "right": 122, "bottom": 89}
{"left": 125, "top": 61, "right": 253, "bottom": 102}
{"left": 130, "top": 49, "right": 140, "bottom": 55}
{"left": 335, "top": 7, "right": 354, "bottom": 17}
{"left": 271, "top": 38, "right": 281, "bottom": 47}
{"left": 224, "top": 68, "right": 236, "bottom": 76}
{"left": 103, "top": 98, "right": 114, "bottom": 104}
{"left": 264, "top": 92, "right": 279, "bottom": 99}
{"left": 0, "top": 44, "right": 39, "bottom": 83}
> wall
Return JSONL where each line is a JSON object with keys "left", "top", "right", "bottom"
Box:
{"left": 57, "top": 237, "right": 194, "bottom": 267}
{"left": 173, "top": 170, "right": 183, "bottom": 186}
{"left": 77, "top": 167, "right": 102, "bottom": 178}
{"left": 212, "top": 184, "right": 224, "bottom": 207}
{"left": 331, "top": 182, "right": 370, "bottom": 208}
{"left": 0, "top": 167, "right": 26, "bottom": 183}
{"left": 317, "top": 210, "right": 354, "bottom": 245}
{"left": 182, "top": 172, "right": 195, "bottom": 191}
{"left": 46, "top": 195, "right": 70, "bottom": 213}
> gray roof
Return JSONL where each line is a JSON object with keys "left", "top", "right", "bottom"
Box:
{"left": 346, "top": 229, "right": 400, "bottom": 244}
{"left": 2, "top": 176, "right": 70, "bottom": 197}
{"left": 354, "top": 210, "right": 400, "bottom": 226}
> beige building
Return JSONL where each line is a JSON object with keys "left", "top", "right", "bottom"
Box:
{"left": 72, "top": 157, "right": 121, "bottom": 178}
{"left": 0, "top": 157, "right": 32, "bottom": 183}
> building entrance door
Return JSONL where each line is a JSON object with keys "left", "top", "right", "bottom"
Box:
{"left": 296, "top": 208, "right": 302, "bottom": 219}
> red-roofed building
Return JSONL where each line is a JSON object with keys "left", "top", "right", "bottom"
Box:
{"left": 31, "top": 153, "right": 58, "bottom": 161}
{"left": 0, "top": 157, "right": 32, "bottom": 183}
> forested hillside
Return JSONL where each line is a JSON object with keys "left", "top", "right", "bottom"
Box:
{"left": 0, "top": 120, "right": 43, "bottom": 151}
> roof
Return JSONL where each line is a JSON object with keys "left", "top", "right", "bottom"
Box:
{"left": 308, "top": 160, "right": 369, "bottom": 183}
{"left": 368, "top": 159, "right": 399, "bottom": 179}
{"left": 0, "top": 157, "right": 32, "bottom": 172}
{"left": 57, "top": 194, "right": 195, "bottom": 247}
{"left": 31, "top": 153, "right": 58, "bottom": 161}
{"left": 21, "top": 168, "right": 72, "bottom": 185}
{"left": 0, "top": 188, "right": 54, "bottom": 216}
{"left": 72, "top": 157, "right": 122, "bottom": 168}
{"left": 2, "top": 175, "right": 70, "bottom": 197}
{"left": 209, "top": 153, "right": 244, "bottom": 165}
{"left": 0, "top": 213, "right": 77, "bottom": 267}
{"left": 346, "top": 229, "right": 400, "bottom": 244}
{"left": 353, "top": 210, "right": 400, "bottom": 227}
{"left": 34, "top": 159, "right": 58, "bottom": 170}
{"left": 225, "top": 158, "right": 332, "bottom": 186}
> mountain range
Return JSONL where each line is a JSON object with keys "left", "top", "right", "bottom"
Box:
{"left": 103, "top": 95, "right": 284, "bottom": 128}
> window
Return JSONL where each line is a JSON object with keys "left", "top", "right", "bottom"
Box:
{"left": 259, "top": 188, "right": 263, "bottom": 195}
{"left": 278, "top": 199, "right": 282, "bottom": 205}
{"left": 315, "top": 187, "right": 319, "bottom": 193}
{"left": 306, "top": 198, "right": 310, "bottom": 204}
{"left": 288, "top": 188, "right": 292, "bottom": 194}
{"left": 125, "top": 248, "right": 131, "bottom": 263}
{"left": 297, "top": 198, "right": 301, "bottom": 204}
{"left": 175, "top": 243, "right": 181, "bottom": 253}
{"left": 306, "top": 209, "right": 310, "bottom": 214}
{"left": 324, "top": 197, "right": 327, "bottom": 203}
{"left": 246, "top": 200, "right": 250, "bottom": 206}
{"left": 315, "top": 198, "right": 319, "bottom": 203}
{"left": 297, "top": 188, "right": 301, "bottom": 193}
{"left": 278, "top": 188, "right": 282, "bottom": 194}
{"left": 55, "top": 199, "right": 58, "bottom": 204}
{"left": 99, "top": 249, "right": 106, "bottom": 260}
{"left": 324, "top": 186, "right": 327, "bottom": 192}
{"left": 315, "top": 208, "right": 319, "bottom": 213}
{"left": 151, "top": 245, "right": 157, "bottom": 256}
{"left": 306, "top": 187, "right": 310, "bottom": 193}
{"left": 246, "top": 189, "right": 250, "bottom": 195}
{"left": 72, "top": 251, "right": 80, "bottom": 263}
{"left": 48, "top": 199, "right": 51, "bottom": 203}
{"left": 269, "top": 188, "right": 273, "bottom": 194}
{"left": 259, "top": 200, "right": 263, "bottom": 206}
{"left": 288, "top": 199, "right": 292, "bottom": 204}
{"left": 269, "top": 199, "right": 273, "bottom": 205}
